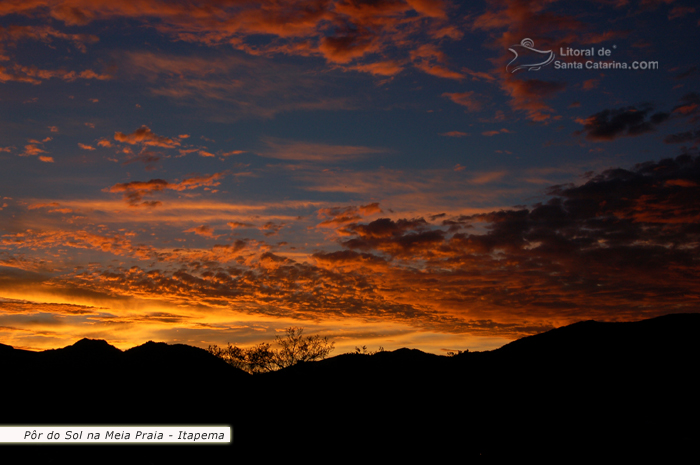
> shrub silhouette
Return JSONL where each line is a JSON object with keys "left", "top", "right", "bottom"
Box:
{"left": 348, "top": 345, "right": 385, "bottom": 355}
{"left": 207, "top": 327, "right": 334, "bottom": 374}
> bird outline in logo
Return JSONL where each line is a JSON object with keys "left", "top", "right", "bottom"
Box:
{"left": 506, "top": 38, "right": 555, "bottom": 73}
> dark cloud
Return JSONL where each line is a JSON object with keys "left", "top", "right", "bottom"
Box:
{"left": 313, "top": 250, "right": 388, "bottom": 267}
{"left": 317, "top": 203, "right": 381, "bottom": 228}
{"left": 261, "top": 222, "right": 285, "bottom": 237}
{"left": 664, "top": 94, "right": 700, "bottom": 145}
{"left": 122, "top": 148, "right": 162, "bottom": 171}
{"left": 674, "top": 66, "right": 697, "bottom": 80}
{"left": 340, "top": 218, "right": 445, "bottom": 258}
{"left": 577, "top": 105, "right": 670, "bottom": 141}
{"left": 331, "top": 154, "right": 700, "bottom": 321}
{"left": 105, "top": 172, "right": 228, "bottom": 207}
{"left": 105, "top": 179, "right": 169, "bottom": 207}
{"left": 664, "top": 130, "right": 700, "bottom": 145}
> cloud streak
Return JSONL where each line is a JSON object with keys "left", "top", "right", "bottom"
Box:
{"left": 105, "top": 172, "right": 229, "bottom": 207}
{"left": 260, "top": 138, "right": 387, "bottom": 162}
{"left": 114, "top": 126, "right": 180, "bottom": 148}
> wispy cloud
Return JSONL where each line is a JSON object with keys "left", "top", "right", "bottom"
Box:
{"left": 105, "top": 172, "right": 229, "bottom": 207}
{"left": 260, "top": 138, "right": 388, "bottom": 162}
{"left": 114, "top": 125, "right": 180, "bottom": 148}
{"left": 439, "top": 131, "right": 470, "bottom": 137}
{"left": 442, "top": 91, "right": 483, "bottom": 112}
{"left": 122, "top": 51, "right": 355, "bottom": 119}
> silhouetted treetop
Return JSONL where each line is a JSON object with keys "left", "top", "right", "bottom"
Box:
{"left": 207, "top": 327, "right": 334, "bottom": 374}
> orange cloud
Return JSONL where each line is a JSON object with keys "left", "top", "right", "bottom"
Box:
{"left": 28, "top": 202, "right": 61, "bottom": 210}
{"left": 185, "top": 224, "right": 215, "bottom": 237}
{"left": 319, "top": 31, "right": 380, "bottom": 64}
{"left": 6, "top": 156, "right": 699, "bottom": 342}
{"left": 501, "top": 78, "right": 566, "bottom": 122}
{"left": 482, "top": 128, "right": 511, "bottom": 137}
{"left": 1, "top": 229, "right": 155, "bottom": 261}
{"left": 440, "top": 131, "right": 470, "bottom": 137}
{"left": 171, "top": 172, "right": 228, "bottom": 191}
{"left": 114, "top": 126, "right": 180, "bottom": 148}
{"left": 105, "top": 172, "right": 229, "bottom": 207}
{"left": 405, "top": 0, "right": 449, "bottom": 18}
{"left": 351, "top": 61, "right": 404, "bottom": 76}
{"left": 317, "top": 203, "right": 382, "bottom": 228}
{"left": 228, "top": 221, "right": 255, "bottom": 229}
{"left": 20, "top": 144, "right": 46, "bottom": 157}
{"left": 0, "top": 63, "right": 111, "bottom": 84}
{"left": 0, "top": 0, "right": 458, "bottom": 83}
{"left": 0, "top": 24, "right": 98, "bottom": 53}
{"left": 0, "top": 66, "right": 40, "bottom": 84}
{"left": 470, "top": 171, "right": 507, "bottom": 184}
{"left": 78, "top": 143, "right": 95, "bottom": 150}
{"left": 411, "top": 44, "right": 464, "bottom": 80}
{"left": 442, "top": 91, "right": 483, "bottom": 112}
{"left": 0, "top": 252, "right": 53, "bottom": 273}
{"left": 262, "top": 138, "right": 386, "bottom": 162}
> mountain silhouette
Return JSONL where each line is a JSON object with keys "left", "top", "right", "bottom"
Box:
{"left": 2, "top": 313, "right": 698, "bottom": 462}
{"left": 494, "top": 313, "right": 700, "bottom": 358}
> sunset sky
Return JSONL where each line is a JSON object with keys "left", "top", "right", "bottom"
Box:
{"left": 1, "top": 0, "right": 699, "bottom": 354}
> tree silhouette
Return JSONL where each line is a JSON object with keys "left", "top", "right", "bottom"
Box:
{"left": 207, "top": 327, "right": 334, "bottom": 374}
{"left": 348, "top": 345, "right": 385, "bottom": 355}
{"left": 273, "top": 327, "right": 334, "bottom": 368}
